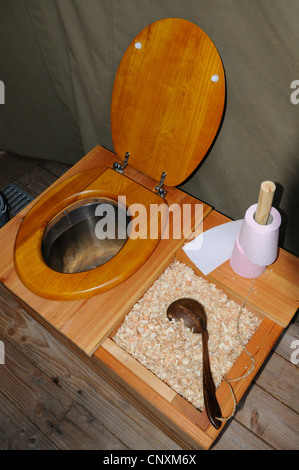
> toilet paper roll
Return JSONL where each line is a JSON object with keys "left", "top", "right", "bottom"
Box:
{"left": 230, "top": 234, "right": 266, "bottom": 278}
{"left": 238, "top": 203, "right": 281, "bottom": 266}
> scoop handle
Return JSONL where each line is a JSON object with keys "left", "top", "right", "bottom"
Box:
{"left": 201, "top": 329, "right": 222, "bottom": 429}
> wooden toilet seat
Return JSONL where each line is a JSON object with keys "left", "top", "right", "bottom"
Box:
{"left": 14, "top": 167, "right": 166, "bottom": 300}
{"left": 14, "top": 18, "right": 225, "bottom": 301}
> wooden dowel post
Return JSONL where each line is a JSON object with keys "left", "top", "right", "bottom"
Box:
{"left": 255, "top": 181, "right": 276, "bottom": 225}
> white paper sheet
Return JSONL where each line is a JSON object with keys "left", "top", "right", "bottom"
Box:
{"left": 183, "top": 219, "right": 243, "bottom": 275}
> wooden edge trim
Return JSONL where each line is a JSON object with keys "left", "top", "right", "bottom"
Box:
{"left": 170, "top": 395, "right": 210, "bottom": 431}
{"left": 207, "top": 317, "right": 283, "bottom": 439}
{"left": 101, "top": 338, "right": 176, "bottom": 402}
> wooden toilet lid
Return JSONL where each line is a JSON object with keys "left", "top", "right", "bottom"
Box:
{"left": 111, "top": 18, "right": 225, "bottom": 187}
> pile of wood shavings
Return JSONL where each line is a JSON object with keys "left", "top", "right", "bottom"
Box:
{"left": 113, "top": 260, "right": 261, "bottom": 410}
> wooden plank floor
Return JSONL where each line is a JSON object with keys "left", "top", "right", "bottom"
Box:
{"left": 0, "top": 151, "right": 298, "bottom": 450}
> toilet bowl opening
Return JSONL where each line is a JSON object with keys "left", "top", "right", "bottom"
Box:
{"left": 41, "top": 198, "right": 130, "bottom": 274}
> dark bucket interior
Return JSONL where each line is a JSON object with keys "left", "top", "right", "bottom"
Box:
{"left": 42, "top": 198, "right": 130, "bottom": 273}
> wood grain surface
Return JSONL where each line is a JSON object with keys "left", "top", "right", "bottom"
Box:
{"left": 111, "top": 18, "right": 225, "bottom": 186}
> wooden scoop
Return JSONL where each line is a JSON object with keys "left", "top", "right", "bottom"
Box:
{"left": 167, "top": 298, "right": 222, "bottom": 429}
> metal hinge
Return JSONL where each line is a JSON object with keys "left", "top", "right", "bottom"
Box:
{"left": 155, "top": 171, "right": 167, "bottom": 198}
{"left": 113, "top": 152, "right": 130, "bottom": 175}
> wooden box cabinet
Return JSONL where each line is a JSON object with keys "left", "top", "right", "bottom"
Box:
{"left": 0, "top": 147, "right": 298, "bottom": 449}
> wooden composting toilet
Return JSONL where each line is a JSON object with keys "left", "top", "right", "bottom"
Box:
{"left": 0, "top": 18, "right": 298, "bottom": 450}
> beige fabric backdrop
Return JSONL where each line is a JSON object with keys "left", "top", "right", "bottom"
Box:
{"left": 0, "top": 0, "right": 298, "bottom": 255}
